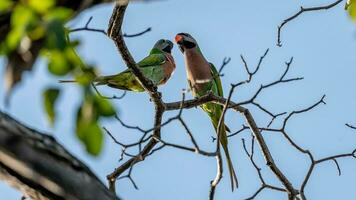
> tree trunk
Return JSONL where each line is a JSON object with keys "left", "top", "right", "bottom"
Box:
{"left": 0, "top": 111, "right": 120, "bottom": 200}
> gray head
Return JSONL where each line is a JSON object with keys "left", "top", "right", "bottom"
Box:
{"left": 175, "top": 33, "right": 198, "bottom": 53}
{"left": 153, "top": 39, "right": 174, "bottom": 53}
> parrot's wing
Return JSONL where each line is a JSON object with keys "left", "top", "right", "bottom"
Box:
{"left": 118, "top": 53, "right": 166, "bottom": 74}
{"left": 138, "top": 53, "right": 166, "bottom": 68}
{"left": 209, "top": 63, "right": 223, "bottom": 97}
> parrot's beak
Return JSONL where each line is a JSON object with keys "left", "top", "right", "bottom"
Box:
{"left": 175, "top": 34, "right": 184, "bottom": 44}
{"left": 167, "top": 40, "right": 174, "bottom": 49}
{"left": 162, "top": 40, "right": 174, "bottom": 53}
{"left": 175, "top": 34, "right": 185, "bottom": 53}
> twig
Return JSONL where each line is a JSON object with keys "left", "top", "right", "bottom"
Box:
{"left": 166, "top": 92, "right": 299, "bottom": 198}
{"left": 70, "top": 16, "right": 151, "bottom": 38}
{"left": 123, "top": 27, "right": 151, "bottom": 37}
{"left": 238, "top": 57, "right": 303, "bottom": 106}
{"left": 209, "top": 151, "right": 223, "bottom": 200}
{"left": 277, "top": 0, "right": 343, "bottom": 47}
{"left": 210, "top": 84, "right": 237, "bottom": 197}
{"left": 240, "top": 48, "right": 269, "bottom": 82}
{"left": 70, "top": 16, "right": 107, "bottom": 35}
{"left": 345, "top": 123, "right": 356, "bottom": 130}
{"left": 242, "top": 136, "right": 287, "bottom": 199}
{"left": 218, "top": 57, "right": 231, "bottom": 76}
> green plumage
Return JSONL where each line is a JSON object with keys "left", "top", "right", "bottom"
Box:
{"left": 193, "top": 63, "right": 238, "bottom": 190}
{"left": 60, "top": 39, "right": 175, "bottom": 92}
{"left": 176, "top": 32, "right": 238, "bottom": 190}
{"left": 94, "top": 50, "right": 167, "bottom": 92}
{"left": 196, "top": 63, "right": 230, "bottom": 149}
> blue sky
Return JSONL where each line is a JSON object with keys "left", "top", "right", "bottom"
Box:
{"left": 1, "top": 0, "right": 356, "bottom": 199}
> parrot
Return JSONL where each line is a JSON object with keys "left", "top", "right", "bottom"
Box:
{"left": 175, "top": 33, "right": 238, "bottom": 190}
{"left": 60, "top": 39, "right": 175, "bottom": 92}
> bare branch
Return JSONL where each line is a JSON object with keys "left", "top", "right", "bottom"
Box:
{"left": 345, "top": 123, "right": 356, "bottom": 130}
{"left": 240, "top": 48, "right": 269, "bottom": 82}
{"left": 97, "top": 4, "right": 355, "bottom": 199}
{"left": 117, "top": 166, "right": 139, "bottom": 190}
{"left": 123, "top": 27, "right": 152, "bottom": 37}
{"left": 70, "top": 16, "right": 107, "bottom": 35}
{"left": 70, "top": 16, "right": 151, "bottom": 38}
{"left": 209, "top": 152, "right": 223, "bottom": 200}
{"left": 106, "top": 2, "right": 165, "bottom": 191}
{"left": 225, "top": 125, "right": 249, "bottom": 139}
{"left": 238, "top": 57, "right": 304, "bottom": 106}
{"left": 218, "top": 57, "right": 231, "bottom": 76}
{"left": 277, "top": 0, "right": 343, "bottom": 46}
{"left": 242, "top": 136, "right": 287, "bottom": 200}
{"left": 166, "top": 92, "right": 299, "bottom": 198}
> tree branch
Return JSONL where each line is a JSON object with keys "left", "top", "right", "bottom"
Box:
{"left": 105, "top": 2, "right": 165, "bottom": 192}
{"left": 277, "top": 0, "right": 343, "bottom": 47}
{"left": 0, "top": 111, "right": 119, "bottom": 200}
{"left": 166, "top": 92, "right": 299, "bottom": 198}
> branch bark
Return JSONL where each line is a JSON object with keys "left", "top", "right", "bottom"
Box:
{"left": 106, "top": 2, "right": 165, "bottom": 191}
{"left": 0, "top": 111, "right": 119, "bottom": 200}
{"left": 166, "top": 92, "right": 299, "bottom": 199}
{"left": 277, "top": 0, "right": 343, "bottom": 46}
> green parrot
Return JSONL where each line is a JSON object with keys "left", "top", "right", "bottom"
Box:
{"left": 60, "top": 39, "right": 175, "bottom": 92}
{"left": 175, "top": 33, "right": 238, "bottom": 190}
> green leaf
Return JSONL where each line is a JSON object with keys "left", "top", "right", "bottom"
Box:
{"left": 76, "top": 113, "right": 103, "bottom": 156}
{"left": 348, "top": 0, "right": 356, "bottom": 22}
{"left": 94, "top": 95, "right": 116, "bottom": 117}
{"left": 7, "top": 5, "right": 35, "bottom": 50}
{"left": 84, "top": 122, "right": 103, "bottom": 156}
{"left": 46, "top": 19, "right": 67, "bottom": 50}
{"left": 6, "top": 28, "right": 24, "bottom": 50}
{"left": 28, "top": 0, "right": 55, "bottom": 14}
{"left": 44, "top": 7, "right": 73, "bottom": 22}
{"left": 43, "top": 88, "right": 60, "bottom": 126}
{"left": 0, "top": 0, "right": 13, "bottom": 12}
{"left": 28, "top": 25, "right": 45, "bottom": 40}
{"left": 11, "top": 5, "right": 35, "bottom": 28}
{"left": 75, "top": 96, "right": 98, "bottom": 138}
{"left": 47, "top": 50, "right": 72, "bottom": 76}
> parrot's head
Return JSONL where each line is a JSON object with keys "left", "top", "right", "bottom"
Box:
{"left": 174, "top": 33, "right": 197, "bottom": 53}
{"left": 153, "top": 39, "right": 174, "bottom": 54}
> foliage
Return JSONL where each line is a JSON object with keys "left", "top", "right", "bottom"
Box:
{"left": 43, "top": 87, "right": 60, "bottom": 126}
{"left": 0, "top": 0, "right": 116, "bottom": 155}
{"left": 346, "top": 0, "right": 356, "bottom": 22}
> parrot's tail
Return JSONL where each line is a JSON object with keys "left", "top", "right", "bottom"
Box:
{"left": 213, "top": 118, "right": 239, "bottom": 191}
{"left": 221, "top": 140, "right": 239, "bottom": 191}
{"left": 93, "top": 75, "right": 112, "bottom": 86}
{"left": 93, "top": 75, "right": 137, "bottom": 91}
{"left": 59, "top": 74, "right": 112, "bottom": 85}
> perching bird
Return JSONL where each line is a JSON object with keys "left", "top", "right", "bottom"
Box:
{"left": 175, "top": 33, "right": 238, "bottom": 190}
{"left": 60, "top": 39, "right": 175, "bottom": 92}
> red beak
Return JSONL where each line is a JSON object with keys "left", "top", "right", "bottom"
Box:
{"left": 175, "top": 35, "right": 183, "bottom": 43}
